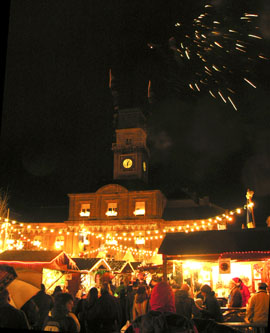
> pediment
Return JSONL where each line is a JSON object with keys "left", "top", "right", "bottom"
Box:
{"left": 96, "top": 184, "right": 128, "bottom": 194}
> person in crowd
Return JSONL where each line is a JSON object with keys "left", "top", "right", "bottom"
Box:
{"left": 52, "top": 285, "right": 63, "bottom": 301}
{"left": 62, "top": 285, "right": 69, "bottom": 293}
{"left": 175, "top": 283, "right": 201, "bottom": 319}
{"left": 21, "top": 297, "right": 40, "bottom": 329}
{"left": 31, "top": 283, "right": 54, "bottom": 330}
{"left": 232, "top": 277, "right": 250, "bottom": 307}
{"left": 132, "top": 286, "right": 148, "bottom": 320}
{"left": 228, "top": 279, "right": 242, "bottom": 308}
{"left": 149, "top": 281, "right": 176, "bottom": 313}
{"left": 171, "top": 283, "right": 180, "bottom": 294}
{"left": 125, "top": 285, "right": 136, "bottom": 323}
{"left": 198, "top": 284, "right": 223, "bottom": 322}
{"left": 76, "top": 286, "right": 83, "bottom": 299}
{"left": 43, "top": 292, "right": 80, "bottom": 332}
{"left": 115, "top": 281, "right": 125, "bottom": 296}
{"left": 125, "top": 282, "right": 197, "bottom": 332}
{"left": 149, "top": 275, "right": 162, "bottom": 290}
{"left": 195, "top": 289, "right": 204, "bottom": 301}
{"left": 145, "top": 284, "right": 151, "bottom": 310}
{"left": 0, "top": 288, "right": 30, "bottom": 330}
{"left": 194, "top": 298, "right": 204, "bottom": 309}
{"left": 85, "top": 287, "right": 99, "bottom": 333}
{"left": 245, "top": 282, "right": 269, "bottom": 325}
{"left": 119, "top": 287, "right": 128, "bottom": 328}
{"left": 109, "top": 280, "right": 116, "bottom": 295}
{"left": 76, "top": 287, "right": 99, "bottom": 333}
{"left": 95, "top": 283, "right": 122, "bottom": 333}
{"left": 74, "top": 285, "right": 87, "bottom": 313}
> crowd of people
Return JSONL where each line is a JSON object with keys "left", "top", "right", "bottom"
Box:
{"left": 0, "top": 276, "right": 269, "bottom": 332}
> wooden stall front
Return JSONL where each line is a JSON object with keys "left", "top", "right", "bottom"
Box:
{"left": 70, "top": 257, "right": 112, "bottom": 296}
{"left": 158, "top": 228, "right": 270, "bottom": 297}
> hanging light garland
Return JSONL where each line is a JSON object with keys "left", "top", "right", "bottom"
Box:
{"left": 88, "top": 245, "right": 155, "bottom": 257}
{"left": 0, "top": 205, "right": 245, "bottom": 253}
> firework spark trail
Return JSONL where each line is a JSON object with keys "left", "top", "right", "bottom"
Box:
{"left": 166, "top": 2, "right": 269, "bottom": 110}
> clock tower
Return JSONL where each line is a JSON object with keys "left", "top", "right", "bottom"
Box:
{"left": 112, "top": 108, "right": 149, "bottom": 183}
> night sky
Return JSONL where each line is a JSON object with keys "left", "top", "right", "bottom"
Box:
{"left": 1, "top": 1, "right": 270, "bottom": 226}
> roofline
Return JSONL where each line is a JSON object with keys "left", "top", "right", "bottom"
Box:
{"left": 89, "top": 258, "right": 111, "bottom": 272}
{"left": 0, "top": 251, "right": 78, "bottom": 270}
{"left": 163, "top": 251, "right": 270, "bottom": 261}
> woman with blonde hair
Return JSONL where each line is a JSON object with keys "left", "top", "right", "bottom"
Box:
{"left": 132, "top": 286, "right": 148, "bottom": 320}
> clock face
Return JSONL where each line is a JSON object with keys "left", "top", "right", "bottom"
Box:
{"left": 123, "top": 158, "right": 133, "bottom": 169}
{"left": 143, "top": 161, "right": 147, "bottom": 172}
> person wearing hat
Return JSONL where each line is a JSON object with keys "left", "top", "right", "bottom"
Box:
{"left": 124, "top": 282, "right": 197, "bottom": 332}
{"left": 228, "top": 279, "right": 242, "bottom": 308}
{"left": 245, "top": 282, "right": 269, "bottom": 325}
{"left": 232, "top": 277, "right": 250, "bottom": 307}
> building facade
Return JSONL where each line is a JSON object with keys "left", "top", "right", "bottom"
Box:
{"left": 1, "top": 107, "right": 237, "bottom": 260}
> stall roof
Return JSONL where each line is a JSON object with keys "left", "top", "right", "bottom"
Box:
{"left": 108, "top": 260, "right": 134, "bottom": 273}
{"left": 108, "top": 261, "right": 126, "bottom": 272}
{"left": 0, "top": 251, "right": 78, "bottom": 270}
{"left": 72, "top": 258, "right": 111, "bottom": 272}
{"left": 0, "top": 250, "right": 63, "bottom": 262}
{"left": 130, "top": 262, "right": 142, "bottom": 271}
{"left": 158, "top": 228, "right": 270, "bottom": 258}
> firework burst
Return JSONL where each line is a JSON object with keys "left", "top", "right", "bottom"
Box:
{"left": 149, "top": 2, "right": 269, "bottom": 110}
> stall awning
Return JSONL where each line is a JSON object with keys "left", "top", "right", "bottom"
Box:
{"left": 158, "top": 228, "right": 270, "bottom": 260}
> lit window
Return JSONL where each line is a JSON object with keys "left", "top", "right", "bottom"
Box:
{"left": 55, "top": 236, "right": 64, "bottom": 249}
{"left": 134, "top": 202, "right": 145, "bottom": 216}
{"left": 106, "top": 238, "right": 118, "bottom": 245}
{"left": 33, "top": 236, "right": 42, "bottom": 247}
{"left": 80, "top": 203, "right": 90, "bottom": 217}
{"left": 135, "top": 237, "right": 145, "bottom": 245}
{"left": 106, "top": 203, "right": 118, "bottom": 216}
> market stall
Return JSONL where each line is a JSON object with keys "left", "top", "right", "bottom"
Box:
{"left": 158, "top": 228, "right": 270, "bottom": 299}
{"left": 108, "top": 260, "right": 136, "bottom": 286}
{"left": 0, "top": 250, "right": 78, "bottom": 289}
{"left": 70, "top": 257, "right": 112, "bottom": 296}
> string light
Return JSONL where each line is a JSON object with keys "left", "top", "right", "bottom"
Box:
{"left": 0, "top": 204, "right": 246, "bottom": 254}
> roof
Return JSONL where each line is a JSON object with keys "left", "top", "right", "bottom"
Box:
{"left": 130, "top": 262, "right": 142, "bottom": 270}
{"left": 108, "top": 260, "right": 126, "bottom": 272}
{"left": 158, "top": 228, "right": 270, "bottom": 257}
{"left": 108, "top": 260, "right": 134, "bottom": 273}
{"left": 0, "top": 251, "right": 78, "bottom": 270}
{"left": 0, "top": 250, "right": 63, "bottom": 262}
{"left": 162, "top": 199, "right": 225, "bottom": 221}
{"left": 72, "top": 258, "right": 110, "bottom": 271}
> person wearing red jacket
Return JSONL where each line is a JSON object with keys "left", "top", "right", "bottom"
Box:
{"left": 232, "top": 278, "right": 250, "bottom": 307}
